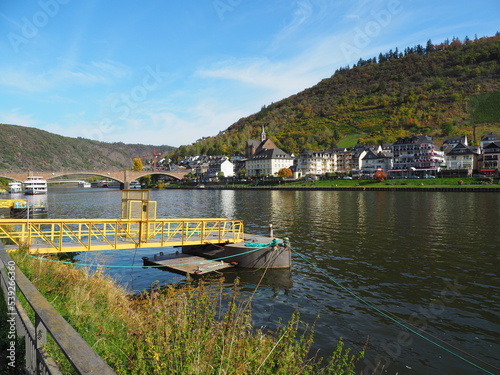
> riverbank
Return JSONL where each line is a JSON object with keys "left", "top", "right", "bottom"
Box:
{"left": 164, "top": 177, "right": 500, "bottom": 192}
{"left": 168, "top": 185, "right": 500, "bottom": 192}
{"left": 7, "top": 250, "right": 364, "bottom": 374}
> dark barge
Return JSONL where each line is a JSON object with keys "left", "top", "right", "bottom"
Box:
{"left": 142, "top": 234, "right": 291, "bottom": 276}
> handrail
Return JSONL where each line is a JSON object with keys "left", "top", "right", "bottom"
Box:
{"left": 0, "top": 244, "right": 116, "bottom": 374}
{"left": 0, "top": 218, "right": 245, "bottom": 254}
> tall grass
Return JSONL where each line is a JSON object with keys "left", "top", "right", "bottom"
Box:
{"left": 10, "top": 251, "right": 364, "bottom": 374}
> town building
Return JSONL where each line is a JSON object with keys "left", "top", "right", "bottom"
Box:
{"left": 245, "top": 126, "right": 294, "bottom": 177}
{"left": 330, "top": 148, "right": 350, "bottom": 172}
{"left": 479, "top": 141, "right": 500, "bottom": 176}
{"left": 480, "top": 132, "right": 500, "bottom": 149}
{"left": 390, "top": 135, "right": 445, "bottom": 177}
{"left": 296, "top": 149, "right": 336, "bottom": 176}
{"left": 361, "top": 149, "right": 393, "bottom": 175}
{"left": 246, "top": 148, "right": 294, "bottom": 177}
{"left": 444, "top": 142, "right": 479, "bottom": 171}
{"left": 442, "top": 135, "right": 468, "bottom": 151}
{"left": 206, "top": 156, "right": 234, "bottom": 178}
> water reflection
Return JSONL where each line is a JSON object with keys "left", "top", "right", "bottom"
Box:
{"left": 219, "top": 190, "right": 236, "bottom": 218}
{"left": 36, "top": 188, "right": 500, "bottom": 375}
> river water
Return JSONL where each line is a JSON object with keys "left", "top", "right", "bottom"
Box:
{"left": 25, "top": 187, "right": 500, "bottom": 374}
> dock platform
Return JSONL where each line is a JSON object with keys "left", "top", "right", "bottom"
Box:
{"left": 143, "top": 234, "right": 291, "bottom": 276}
{"left": 142, "top": 252, "right": 234, "bottom": 275}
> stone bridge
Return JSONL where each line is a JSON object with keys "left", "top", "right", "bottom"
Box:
{"left": 0, "top": 170, "right": 187, "bottom": 188}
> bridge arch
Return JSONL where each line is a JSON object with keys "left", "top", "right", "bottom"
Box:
{"left": 0, "top": 170, "right": 186, "bottom": 185}
{"left": 45, "top": 172, "right": 124, "bottom": 184}
{"left": 127, "top": 171, "right": 184, "bottom": 181}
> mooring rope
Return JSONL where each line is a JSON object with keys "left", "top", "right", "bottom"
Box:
{"left": 291, "top": 249, "right": 496, "bottom": 375}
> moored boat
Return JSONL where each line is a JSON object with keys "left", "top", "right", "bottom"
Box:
{"left": 0, "top": 198, "right": 48, "bottom": 218}
{"left": 129, "top": 180, "right": 142, "bottom": 189}
{"left": 10, "top": 203, "right": 48, "bottom": 218}
{"left": 143, "top": 234, "right": 291, "bottom": 275}
{"left": 23, "top": 176, "right": 48, "bottom": 195}
{"left": 7, "top": 181, "right": 23, "bottom": 194}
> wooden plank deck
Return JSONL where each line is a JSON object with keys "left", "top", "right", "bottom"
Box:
{"left": 142, "top": 252, "right": 234, "bottom": 275}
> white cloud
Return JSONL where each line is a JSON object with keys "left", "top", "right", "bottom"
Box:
{"left": 271, "top": 0, "right": 314, "bottom": 47}
{"left": 0, "top": 109, "right": 37, "bottom": 127}
{"left": 0, "top": 60, "right": 130, "bottom": 93}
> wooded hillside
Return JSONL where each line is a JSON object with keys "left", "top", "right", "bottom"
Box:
{"left": 172, "top": 35, "right": 500, "bottom": 159}
{"left": 0, "top": 124, "right": 174, "bottom": 171}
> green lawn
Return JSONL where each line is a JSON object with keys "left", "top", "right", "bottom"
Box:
{"left": 168, "top": 177, "right": 498, "bottom": 189}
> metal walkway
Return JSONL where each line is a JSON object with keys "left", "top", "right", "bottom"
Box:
{"left": 0, "top": 218, "right": 244, "bottom": 254}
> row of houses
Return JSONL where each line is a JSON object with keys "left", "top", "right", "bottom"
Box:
{"left": 176, "top": 128, "right": 500, "bottom": 179}
{"left": 297, "top": 133, "right": 500, "bottom": 178}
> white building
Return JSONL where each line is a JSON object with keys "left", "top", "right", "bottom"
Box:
{"left": 296, "top": 149, "right": 336, "bottom": 176}
{"left": 361, "top": 149, "right": 393, "bottom": 175}
{"left": 246, "top": 148, "right": 294, "bottom": 177}
{"left": 444, "top": 142, "right": 479, "bottom": 170}
{"left": 206, "top": 157, "right": 234, "bottom": 178}
{"left": 391, "top": 135, "right": 445, "bottom": 175}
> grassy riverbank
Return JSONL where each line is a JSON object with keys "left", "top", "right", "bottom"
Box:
{"left": 166, "top": 177, "right": 499, "bottom": 190}
{"left": 8, "top": 250, "right": 364, "bottom": 374}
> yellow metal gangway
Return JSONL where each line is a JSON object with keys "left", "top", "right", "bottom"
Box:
{"left": 0, "top": 218, "right": 244, "bottom": 254}
{"left": 0, "top": 190, "right": 244, "bottom": 254}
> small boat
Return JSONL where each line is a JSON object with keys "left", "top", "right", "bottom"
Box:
{"left": 8, "top": 181, "right": 23, "bottom": 194}
{"left": 98, "top": 180, "right": 119, "bottom": 188}
{"left": 23, "top": 176, "right": 48, "bottom": 195}
{"left": 129, "top": 181, "right": 142, "bottom": 189}
{"left": 4, "top": 199, "right": 48, "bottom": 218}
{"left": 78, "top": 181, "right": 91, "bottom": 188}
{"left": 195, "top": 183, "right": 205, "bottom": 189}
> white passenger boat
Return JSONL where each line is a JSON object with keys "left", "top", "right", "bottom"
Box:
{"left": 78, "top": 181, "right": 91, "bottom": 188}
{"left": 8, "top": 181, "right": 23, "bottom": 194}
{"left": 129, "top": 180, "right": 142, "bottom": 189}
{"left": 23, "top": 176, "right": 48, "bottom": 195}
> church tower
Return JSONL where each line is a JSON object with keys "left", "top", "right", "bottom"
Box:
{"left": 260, "top": 125, "right": 266, "bottom": 142}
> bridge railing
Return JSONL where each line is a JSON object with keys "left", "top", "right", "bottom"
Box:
{"left": 0, "top": 218, "right": 244, "bottom": 254}
{"left": 0, "top": 244, "right": 116, "bottom": 374}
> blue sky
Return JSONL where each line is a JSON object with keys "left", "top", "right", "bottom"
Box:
{"left": 1, "top": 1, "right": 498, "bottom": 147}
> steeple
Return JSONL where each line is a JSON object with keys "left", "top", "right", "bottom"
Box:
{"left": 260, "top": 125, "right": 266, "bottom": 142}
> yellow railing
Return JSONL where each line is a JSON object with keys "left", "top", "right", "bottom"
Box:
{"left": 0, "top": 218, "right": 244, "bottom": 254}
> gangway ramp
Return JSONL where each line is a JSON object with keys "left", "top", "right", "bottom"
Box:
{"left": 0, "top": 218, "right": 244, "bottom": 254}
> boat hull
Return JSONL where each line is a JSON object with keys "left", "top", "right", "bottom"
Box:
{"left": 24, "top": 190, "right": 47, "bottom": 195}
{"left": 182, "top": 235, "right": 291, "bottom": 269}
{"left": 10, "top": 206, "right": 48, "bottom": 218}
{"left": 223, "top": 243, "right": 291, "bottom": 268}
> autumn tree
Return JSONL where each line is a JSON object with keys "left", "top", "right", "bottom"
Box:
{"left": 278, "top": 168, "right": 293, "bottom": 178}
{"left": 132, "top": 158, "right": 143, "bottom": 171}
{"left": 373, "top": 170, "right": 387, "bottom": 182}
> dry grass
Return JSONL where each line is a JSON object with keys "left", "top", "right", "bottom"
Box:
{"left": 11, "top": 251, "right": 363, "bottom": 374}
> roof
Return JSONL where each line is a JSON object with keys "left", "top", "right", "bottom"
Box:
{"left": 443, "top": 135, "right": 467, "bottom": 144}
{"left": 483, "top": 141, "right": 500, "bottom": 151}
{"left": 445, "top": 142, "right": 479, "bottom": 156}
{"left": 362, "top": 150, "right": 391, "bottom": 160}
{"left": 248, "top": 147, "right": 293, "bottom": 160}
{"left": 393, "top": 135, "right": 434, "bottom": 145}
{"left": 246, "top": 140, "right": 261, "bottom": 148}
{"left": 481, "top": 132, "right": 500, "bottom": 141}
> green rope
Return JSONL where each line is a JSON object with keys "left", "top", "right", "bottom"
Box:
{"left": 291, "top": 249, "right": 495, "bottom": 375}
{"left": 26, "top": 245, "right": 269, "bottom": 269}
{"left": 245, "top": 239, "right": 283, "bottom": 247}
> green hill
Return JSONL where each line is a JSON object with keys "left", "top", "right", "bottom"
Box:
{"left": 0, "top": 124, "right": 174, "bottom": 171}
{"left": 171, "top": 35, "right": 500, "bottom": 158}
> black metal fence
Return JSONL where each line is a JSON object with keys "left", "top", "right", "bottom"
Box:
{"left": 0, "top": 244, "right": 115, "bottom": 375}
